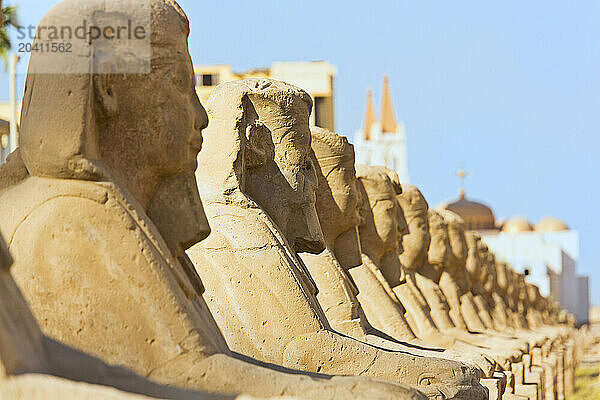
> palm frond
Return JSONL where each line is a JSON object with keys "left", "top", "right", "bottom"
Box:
{"left": 0, "top": 5, "right": 19, "bottom": 68}
{"left": 2, "top": 6, "right": 20, "bottom": 29}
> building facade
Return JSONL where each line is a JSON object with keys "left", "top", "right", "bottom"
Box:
{"left": 194, "top": 61, "right": 336, "bottom": 132}
{"left": 354, "top": 76, "right": 409, "bottom": 183}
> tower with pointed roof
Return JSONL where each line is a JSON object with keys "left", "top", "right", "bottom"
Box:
{"left": 354, "top": 76, "right": 410, "bottom": 183}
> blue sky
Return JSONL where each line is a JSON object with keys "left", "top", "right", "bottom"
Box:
{"left": 2, "top": 1, "right": 599, "bottom": 305}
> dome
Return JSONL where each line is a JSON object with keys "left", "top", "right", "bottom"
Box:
{"left": 438, "top": 193, "right": 495, "bottom": 231}
{"left": 502, "top": 216, "right": 533, "bottom": 233}
{"left": 534, "top": 217, "right": 569, "bottom": 232}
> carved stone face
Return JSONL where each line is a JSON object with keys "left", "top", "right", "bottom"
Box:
{"left": 482, "top": 255, "right": 497, "bottom": 294}
{"left": 495, "top": 262, "right": 509, "bottom": 293}
{"left": 427, "top": 210, "right": 452, "bottom": 268}
{"left": 515, "top": 272, "right": 528, "bottom": 303}
{"left": 444, "top": 213, "right": 468, "bottom": 270}
{"left": 505, "top": 266, "right": 517, "bottom": 297}
{"left": 396, "top": 185, "right": 430, "bottom": 270}
{"left": 465, "top": 232, "right": 483, "bottom": 283}
{"left": 322, "top": 159, "right": 360, "bottom": 233}
{"left": 357, "top": 166, "right": 402, "bottom": 259}
{"left": 476, "top": 242, "right": 491, "bottom": 285}
{"left": 244, "top": 99, "right": 324, "bottom": 254}
{"left": 98, "top": 7, "right": 207, "bottom": 182}
{"left": 311, "top": 128, "right": 360, "bottom": 244}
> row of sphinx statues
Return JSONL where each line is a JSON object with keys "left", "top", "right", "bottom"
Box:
{"left": 0, "top": 1, "right": 580, "bottom": 399}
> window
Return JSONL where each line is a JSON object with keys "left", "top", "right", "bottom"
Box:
{"left": 200, "top": 73, "right": 218, "bottom": 87}
{"left": 314, "top": 96, "right": 325, "bottom": 128}
{"left": 524, "top": 268, "right": 530, "bottom": 276}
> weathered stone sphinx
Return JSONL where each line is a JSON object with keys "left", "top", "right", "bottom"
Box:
{"left": 188, "top": 79, "right": 483, "bottom": 399}
{"left": 300, "top": 127, "right": 495, "bottom": 395}
{"left": 0, "top": 233, "right": 237, "bottom": 400}
{"left": 464, "top": 233, "right": 502, "bottom": 330}
{"left": 435, "top": 211, "right": 487, "bottom": 332}
{"left": 303, "top": 129, "right": 416, "bottom": 344}
{"left": 0, "top": 2, "right": 427, "bottom": 399}
{"left": 356, "top": 173, "right": 441, "bottom": 344}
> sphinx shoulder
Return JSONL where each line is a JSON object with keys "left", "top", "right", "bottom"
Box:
{"left": 0, "top": 177, "right": 147, "bottom": 257}
{"left": 200, "top": 202, "right": 285, "bottom": 251}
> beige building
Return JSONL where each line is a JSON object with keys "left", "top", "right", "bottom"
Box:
{"left": 194, "top": 61, "right": 337, "bottom": 131}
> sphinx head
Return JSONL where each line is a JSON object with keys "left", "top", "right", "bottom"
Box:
{"left": 438, "top": 210, "right": 468, "bottom": 271}
{"left": 21, "top": 0, "right": 204, "bottom": 196}
{"left": 426, "top": 209, "right": 453, "bottom": 270}
{"left": 465, "top": 232, "right": 483, "bottom": 284}
{"left": 14, "top": 0, "right": 210, "bottom": 257}
{"left": 311, "top": 127, "right": 362, "bottom": 267}
{"left": 396, "top": 184, "right": 430, "bottom": 270}
{"left": 198, "top": 79, "right": 324, "bottom": 254}
{"left": 356, "top": 165, "right": 402, "bottom": 261}
{"left": 481, "top": 254, "right": 497, "bottom": 294}
{"left": 514, "top": 271, "right": 528, "bottom": 303}
{"left": 494, "top": 262, "right": 508, "bottom": 295}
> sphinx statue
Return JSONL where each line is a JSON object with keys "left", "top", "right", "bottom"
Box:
{"left": 356, "top": 171, "right": 442, "bottom": 345}
{"left": 0, "top": 2, "right": 428, "bottom": 399}
{"left": 300, "top": 127, "right": 498, "bottom": 384}
{"left": 467, "top": 239, "right": 561, "bottom": 399}
{"left": 188, "top": 79, "right": 484, "bottom": 399}
{"left": 464, "top": 233, "right": 502, "bottom": 330}
{"left": 0, "top": 232, "right": 240, "bottom": 400}
{"left": 435, "top": 210, "right": 486, "bottom": 332}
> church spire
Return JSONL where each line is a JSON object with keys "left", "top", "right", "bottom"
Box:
{"left": 381, "top": 75, "right": 398, "bottom": 133}
{"left": 363, "top": 88, "right": 376, "bottom": 140}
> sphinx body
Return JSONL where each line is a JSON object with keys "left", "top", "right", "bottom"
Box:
{"left": 301, "top": 128, "right": 500, "bottom": 380}
{"left": 0, "top": 2, "right": 431, "bottom": 399}
{"left": 0, "top": 231, "right": 243, "bottom": 400}
{"left": 435, "top": 210, "right": 489, "bottom": 333}
{"left": 188, "top": 79, "right": 485, "bottom": 400}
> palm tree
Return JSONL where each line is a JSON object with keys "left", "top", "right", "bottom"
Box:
{"left": 0, "top": 2, "right": 19, "bottom": 67}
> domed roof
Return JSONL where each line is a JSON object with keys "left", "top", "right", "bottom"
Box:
{"left": 502, "top": 216, "right": 533, "bottom": 233}
{"left": 438, "top": 193, "right": 496, "bottom": 231}
{"left": 534, "top": 217, "right": 569, "bottom": 232}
